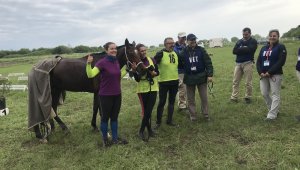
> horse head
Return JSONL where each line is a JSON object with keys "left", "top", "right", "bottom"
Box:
{"left": 117, "top": 39, "right": 146, "bottom": 74}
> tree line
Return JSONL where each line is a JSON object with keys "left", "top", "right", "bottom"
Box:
{"left": 1, "top": 26, "right": 299, "bottom": 58}
{"left": 0, "top": 45, "right": 104, "bottom": 58}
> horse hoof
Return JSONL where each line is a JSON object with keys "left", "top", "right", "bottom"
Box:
{"left": 63, "top": 128, "right": 70, "bottom": 135}
{"left": 39, "top": 138, "right": 48, "bottom": 144}
{"left": 91, "top": 127, "right": 99, "bottom": 133}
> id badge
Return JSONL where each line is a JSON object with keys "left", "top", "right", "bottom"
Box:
{"left": 298, "top": 56, "right": 300, "bottom": 61}
{"left": 191, "top": 66, "right": 197, "bottom": 71}
{"left": 264, "top": 60, "right": 270, "bottom": 66}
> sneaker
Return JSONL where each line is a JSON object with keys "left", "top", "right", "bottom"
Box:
{"left": 244, "top": 98, "right": 251, "bottom": 104}
{"left": 204, "top": 115, "right": 210, "bottom": 121}
{"left": 190, "top": 116, "right": 197, "bottom": 122}
{"left": 113, "top": 137, "right": 128, "bottom": 145}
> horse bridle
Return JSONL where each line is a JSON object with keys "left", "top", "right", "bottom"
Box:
{"left": 124, "top": 46, "right": 143, "bottom": 71}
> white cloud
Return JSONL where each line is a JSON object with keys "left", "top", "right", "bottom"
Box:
{"left": 0, "top": 0, "right": 299, "bottom": 50}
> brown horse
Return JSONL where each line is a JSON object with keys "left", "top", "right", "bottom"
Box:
{"left": 33, "top": 39, "right": 145, "bottom": 140}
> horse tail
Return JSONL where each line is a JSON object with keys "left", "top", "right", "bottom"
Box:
{"left": 58, "top": 90, "right": 66, "bottom": 105}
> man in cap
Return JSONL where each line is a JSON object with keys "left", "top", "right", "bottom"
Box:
{"left": 174, "top": 32, "right": 187, "bottom": 110}
{"left": 178, "top": 33, "right": 213, "bottom": 121}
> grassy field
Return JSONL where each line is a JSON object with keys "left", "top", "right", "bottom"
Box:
{"left": 0, "top": 42, "right": 300, "bottom": 169}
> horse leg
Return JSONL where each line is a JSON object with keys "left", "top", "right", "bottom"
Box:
{"left": 33, "top": 125, "right": 42, "bottom": 139}
{"left": 91, "top": 93, "right": 100, "bottom": 131}
{"left": 52, "top": 88, "right": 69, "bottom": 134}
{"left": 49, "top": 119, "right": 55, "bottom": 130}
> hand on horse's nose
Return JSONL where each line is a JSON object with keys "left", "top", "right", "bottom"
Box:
{"left": 131, "top": 62, "right": 137, "bottom": 71}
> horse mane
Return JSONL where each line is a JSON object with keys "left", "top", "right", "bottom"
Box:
{"left": 78, "top": 44, "right": 129, "bottom": 68}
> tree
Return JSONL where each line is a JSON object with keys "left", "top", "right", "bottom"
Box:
{"left": 282, "top": 25, "right": 300, "bottom": 38}
{"left": 52, "top": 45, "right": 73, "bottom": 54}
{"left": 73, "top": 45, "right": 90, "bottom": 53}
{"left": 253, "top": 34, "right": 263, "bottom": 41}
{"left": 18, "top": 48, "right": 31, "bottom": 55}
{"left": 231, "top": 37, "right": 239, "bottom": 43}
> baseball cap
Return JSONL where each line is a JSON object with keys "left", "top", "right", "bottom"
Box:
{"left": 187, "top": 34, "right": 197, "bottom": 41}
{"left": 178, "top": 32, "right": 186, "bottom": 38}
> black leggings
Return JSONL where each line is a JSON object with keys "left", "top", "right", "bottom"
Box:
{"left": 99, "top": 95, "right": 121, "bottom": 123}
{"left": 156, "top": 83, "right": 178, "bottom": 124}
{"left": 138, "top": 91, "right": 157, "bottom": 132}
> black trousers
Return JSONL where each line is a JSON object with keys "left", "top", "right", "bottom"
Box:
{"left": 156, "top": 83, "right": 178, "bottom": 124}
{"left": 99, "top": 95, "right": 121, "bottom": 123}
{"left": 138, "top": 91, "right": 157, "bottom": 132}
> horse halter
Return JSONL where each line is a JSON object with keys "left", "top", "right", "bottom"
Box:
{"left": 124, "top": 46, "right": 143, "bottom": 70}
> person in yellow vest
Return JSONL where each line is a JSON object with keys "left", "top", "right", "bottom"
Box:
{"left": 154, "top": 37, "right": 179, "bottom": 128}
{"left": 131, "top": 44, "right": 159, "bottom": 142}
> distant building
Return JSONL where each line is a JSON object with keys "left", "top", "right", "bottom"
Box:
{"left": 209, "top": 38, "right": 223, "bottom": 48}
{"left": 198, "top": 41, "right": 204, "bottom": 48}
{"left": 257, "top": 40, "right": 268, "bottom": 45}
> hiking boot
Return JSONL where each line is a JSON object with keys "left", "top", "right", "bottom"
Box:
{"left": 244, "top": 98, "right": 251, "bottom": 104}
{"left": 139, "top": 132, "right": 147, "bottom": 142}
{"left": 148, "top": 129, "right": 157, "bottom": 138}
{"left": 166, "top": 122, "right": 177, "bottom": 127}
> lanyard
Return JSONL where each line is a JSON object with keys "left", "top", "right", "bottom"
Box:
{"left": 265, "top": 47, "right": 272, "bottom": 60}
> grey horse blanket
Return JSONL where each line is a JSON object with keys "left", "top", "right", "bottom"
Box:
{"left": 28, "top": 57, "right": 62, "bottom": 131}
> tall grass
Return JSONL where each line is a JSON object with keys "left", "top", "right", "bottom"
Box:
{"left": 0, "top": 43, "right": 300, "bottom": 169}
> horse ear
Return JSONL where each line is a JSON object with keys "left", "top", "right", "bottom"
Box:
{"left": 132, "top": 41, "right": 136, "bottom": 47}
{"left": 125, "top": 38, "right": 129, "bottom": 47}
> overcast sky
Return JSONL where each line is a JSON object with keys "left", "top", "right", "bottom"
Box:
{"left": 0, "top": 0, "right": 299, "bottom": 50}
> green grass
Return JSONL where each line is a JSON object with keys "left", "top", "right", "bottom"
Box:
{"left": 0, "top": 43, "right": 300, "bottom": 169}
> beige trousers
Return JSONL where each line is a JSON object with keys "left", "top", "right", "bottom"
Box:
{"left": 178, "top": 73, "right": 187, "bottom": 108}
{"left": 260, "top": 75, "right": 282, "bottom": 119}
{"left": 231, "top": 61, "right": 253, "bottom": 100}
{"left": 186, "top": 83, "right": 208, "bottom": 119}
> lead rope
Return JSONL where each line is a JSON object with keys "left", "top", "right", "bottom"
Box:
{"left": 208, "top": 82, "right": 215, "bottom": 98}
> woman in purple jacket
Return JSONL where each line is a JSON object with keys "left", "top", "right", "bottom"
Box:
{"left": 86, "top": 42, "right": 128, "bottom": 147}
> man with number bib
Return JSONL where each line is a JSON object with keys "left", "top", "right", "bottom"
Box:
{"left": 154, "top": 37, "right": 179, "bottom": 128}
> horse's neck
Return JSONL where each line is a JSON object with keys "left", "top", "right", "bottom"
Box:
{"left": 117, "top": 51, "right": 126, "bottom": 69}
